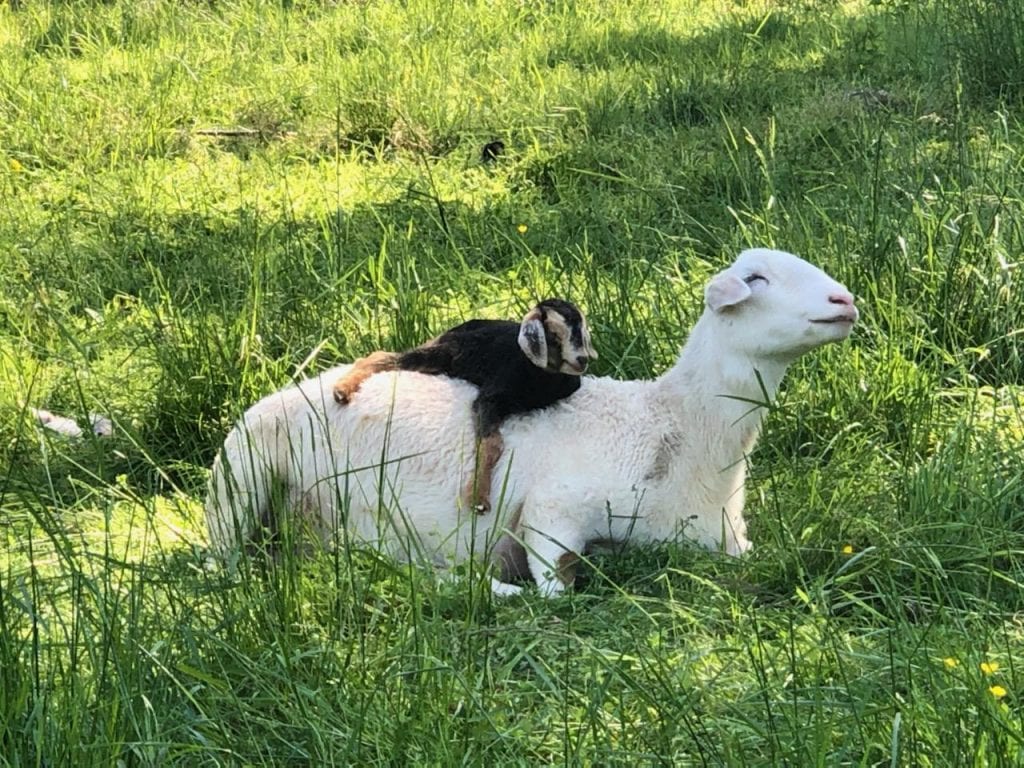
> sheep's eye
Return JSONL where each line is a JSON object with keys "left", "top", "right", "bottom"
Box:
{"left": 744, "top": 273, "right": 768, "bottom": 285}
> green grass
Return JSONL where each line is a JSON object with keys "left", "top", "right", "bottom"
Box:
{"left": 2, "top": 0, "right": 1023, "bottom": 763}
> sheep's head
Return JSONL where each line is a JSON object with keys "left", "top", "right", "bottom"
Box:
{"left": 517, "top": 298, "right": 598, "bottom": 374}
{"left": 705, "top": 248, "right": 858, "bottom": 361}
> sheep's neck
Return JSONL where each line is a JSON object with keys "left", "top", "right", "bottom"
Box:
{"left": 658, "top": 313, "right": 789, "bottom": 456}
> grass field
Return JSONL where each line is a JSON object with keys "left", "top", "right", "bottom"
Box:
{"left": 2, "top": 0, "right": 1023, "bottom": 764}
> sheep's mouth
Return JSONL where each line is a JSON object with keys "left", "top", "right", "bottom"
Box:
{"left": 811, "top": 314, "right": 857, "bottom": 325}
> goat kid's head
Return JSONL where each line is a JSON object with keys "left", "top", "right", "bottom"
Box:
{"left": 517, "top": 299, "right": 598, "bottom": 374}
{"left": 704, "top": 248, "right": 858, "bottom": 361}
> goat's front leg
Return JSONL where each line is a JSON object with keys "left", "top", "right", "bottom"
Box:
{"left": 463, "top": 431, "right": 503, "bottom": 514}
{"left": 465, "top": 399, "right": 505, "bottom": 515}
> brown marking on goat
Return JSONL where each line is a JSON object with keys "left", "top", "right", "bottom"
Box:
{"left": 333, "top": 350, "right": 401, "bottom": 404}
{"left": 644, "top": 430, "right": 684, "bottom": 481}
{"left": 545, "top": 309, "right": 570, "bottom": 369}
{"left": 556, "top": 551, "right": 580, "bottom": 586}
{"left": 546, "top": 310, "right": 568, "bottom": 342}
{"left": 464, "top": 432, "right": 503, "bottom": 514}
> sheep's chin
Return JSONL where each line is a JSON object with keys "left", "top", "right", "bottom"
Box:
{"left": 808, "top": 315, "right": 856, "bottom": 341}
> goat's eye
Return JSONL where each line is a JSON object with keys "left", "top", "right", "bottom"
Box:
{"left": 744, "top": 273, "right": 768, "bottom": 285}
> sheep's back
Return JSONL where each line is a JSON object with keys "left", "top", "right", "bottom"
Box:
{"left": 324, "top": 369, "right": 664, "bottom": 511}
{"left": 496, "top": 376, "right": 664, "bottom": 496}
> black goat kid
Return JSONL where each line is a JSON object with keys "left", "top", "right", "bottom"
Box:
{"left": 333, "top": 299, "right": 597, "bottom": 512}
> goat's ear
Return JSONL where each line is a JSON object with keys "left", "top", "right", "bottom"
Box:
{"left": 705, "top": 273, "right": 752, "bottom": 312}
{"left": 518, "top": 309, "right": 549, "bottom": 367}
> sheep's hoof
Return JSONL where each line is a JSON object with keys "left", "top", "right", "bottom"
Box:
{"left": 490, "top": 578, "right": 523, "bottom": 597}
{"left": 473, "top": 501, "right": 490, "bottom": 515}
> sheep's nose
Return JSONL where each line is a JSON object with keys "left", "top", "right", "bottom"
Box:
{"left": 829, "top": 290, "right": 855, "bottom": 307}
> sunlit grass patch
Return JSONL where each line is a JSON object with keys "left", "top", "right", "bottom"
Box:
{"left": 1, "top": 0, "right": 1023, "bottom": 763}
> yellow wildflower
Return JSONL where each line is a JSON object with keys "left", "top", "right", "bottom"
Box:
{"left": 943, "top": 657, "right": 959, "bottom": 670}
{"left": 989, "top": 685, "right": 1007, "bottom": 699}
{"left": 8, "top": 158, "right": 24, "bottom": 172}
{"left": 841, "top": 544, "right": 854, "bottom": 555}
{"left": 517, "top": 223, "right": 528, "bottom": 234}
{"left": 981, "top": 661, "right": 1000, "bottom": 676}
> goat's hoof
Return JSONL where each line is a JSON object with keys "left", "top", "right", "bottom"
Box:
{"left": 333, "top": 389, "right": 350, "bottom": 405}
{"left": 473, "top": 502, "right": 490, "bottom": 515}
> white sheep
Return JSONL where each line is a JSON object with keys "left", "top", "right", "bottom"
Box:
{"left": 205, "top": 248, "right": 858, "bottom": 595}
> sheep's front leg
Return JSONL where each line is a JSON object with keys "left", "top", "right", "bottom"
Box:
{"left": 522, "top": 524, "right": 585, "bottom": 597}
{"left": 487, "top": 533, "right": 530, "bottom": 596}
{"left": 491, "top": 533, "right": 530, "bottom": 583}
{"left": 722, "top": 508, "right": 752, "bottom": 556}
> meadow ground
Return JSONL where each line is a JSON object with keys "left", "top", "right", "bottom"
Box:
{"left": 1, "top": 0, "right": 1023, "bottom": 764}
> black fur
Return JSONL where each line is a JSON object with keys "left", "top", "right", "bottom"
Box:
{"left": 480, "top": 140, "right": 505, "bottom": 164}
{"left": 394, "top": 299, "right": 585, "bottom": 437}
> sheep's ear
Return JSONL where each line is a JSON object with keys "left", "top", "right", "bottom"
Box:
{"left": 518, "top": 309, "right": 548, "bottom": 367}
{"left": 705, "top": 273, "right": 752, "bottom": 312}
